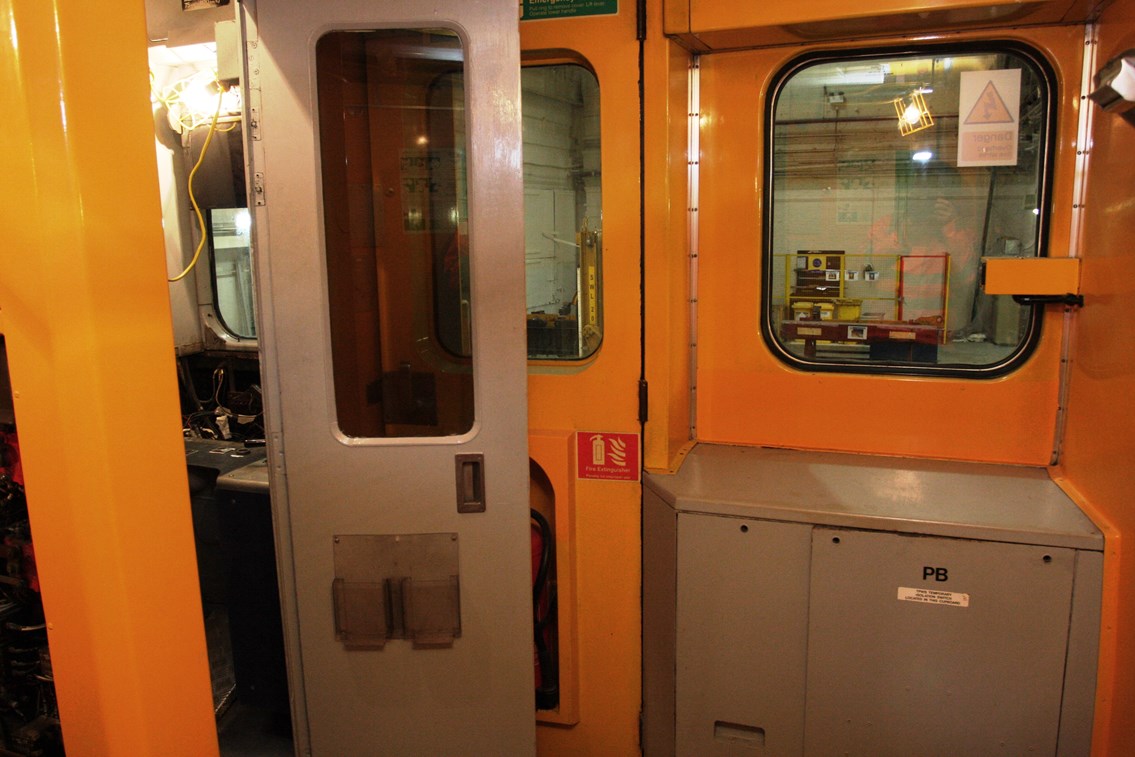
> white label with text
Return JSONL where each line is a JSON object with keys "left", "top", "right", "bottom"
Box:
{"left": 897, "top": 586, "right": 970, "bottom": 607}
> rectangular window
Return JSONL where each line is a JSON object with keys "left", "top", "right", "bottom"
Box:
{"left": 317, "top": 29, "right": 472, "bottom": 437}
{"left": 522, "top": 64, "right": 603, "bottom": 360}
{"left": 316, "top": 38, "right": 606, "bottom": 437}
{"left": 766, "top": 46, "right": 1052, "bottom": 373}
{"left": 208, "top": 208, "right": 256, "bottom": 339}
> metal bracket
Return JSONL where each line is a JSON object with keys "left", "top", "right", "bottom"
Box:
{"left": 252, "top": 171, "right": 266, "bottom": 206}
{"left": 1013, "top": 294, "right": 1085, "bottom": 307}
{"left": 332, "top": 533, "right": 461, "bottom": 649}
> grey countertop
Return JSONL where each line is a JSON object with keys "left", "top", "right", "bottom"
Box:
{"left": 645, "top": 444, "right": 1103, "bottom": 550}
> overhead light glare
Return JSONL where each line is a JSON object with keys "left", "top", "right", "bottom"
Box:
{"left": 234, "top": 208, "right": 251, "bottom": 235}
{"left": 893, "top": 90, "right": 934, "bottom": 136}
{"left": 829, "top": 64, "right": 887, "bottom": 85}
{"left": 912, "top": 150, "right": 933, "bottom": 162}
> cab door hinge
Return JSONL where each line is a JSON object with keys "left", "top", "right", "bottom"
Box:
{"left": 638, "top": 380, "right": 649, "bottom": 425}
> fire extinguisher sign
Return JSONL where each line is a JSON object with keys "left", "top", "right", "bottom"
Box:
{"left": 576, "top": 431, "right": 640, "bottom": 482}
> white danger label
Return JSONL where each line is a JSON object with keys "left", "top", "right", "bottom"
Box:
{"left": 897, "top": 586, "right": 970, "bottom": 607}
{"left": 957, "top": 69, "right": 1021, "bottom": 167}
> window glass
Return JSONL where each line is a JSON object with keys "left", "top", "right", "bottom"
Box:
{"left": 767, "top": 48, "right": 1051, "bottom": 371}
{"left": 209, "top": 208, "right": 257, "bottom": 339}
{"left": 522, "top": 65, "right": 603, "bottom": 359}
{"left": 317, "top": 29, "right": 473, "bottom": 437}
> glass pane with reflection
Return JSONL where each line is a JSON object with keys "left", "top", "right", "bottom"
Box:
{"left": 768, "top": 49, "right": 1050, "bottom": 371}
{"left": 317, "top": 29, "right": 472, "bottom": 437}
{"left": 209, "top": 207, "right": 257, "bottom": 339}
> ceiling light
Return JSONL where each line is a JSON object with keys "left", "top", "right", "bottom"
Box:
{"left": 893, "top": 89, "right": 934, "bottom": 136}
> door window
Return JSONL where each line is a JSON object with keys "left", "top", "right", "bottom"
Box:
{"left": 317, "top": 36, "right": 608, "bottom": 436}
{"left": 208, "top": 208, "right": 256, "bottom": 339}
{"left": 317, "top": 29, "right": 472, "bottom": 437}
{"left": 522, "top": 64, "right": 603, "bottom": 360}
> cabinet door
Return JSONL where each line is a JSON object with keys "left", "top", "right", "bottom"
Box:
{"left": 676, "top": 514, "right": 812, "bottom": 756}
{"left": 804, "top": 528, "right": 1075, "bottom": 756}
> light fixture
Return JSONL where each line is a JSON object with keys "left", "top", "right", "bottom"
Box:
{"left": 893, "top": 89, "right": 934, "bottom": 136}
{"left": 179, "top": 71, "right": 222, "bottom": 119}
{"left": 154, "top": 68, "right": 242, "bottom": 134}
{"left": 1089, "top": 49, "right": 1135, "bottom": 124}
{"left": 912, "top": 150, "right": 933, "bottom": 163}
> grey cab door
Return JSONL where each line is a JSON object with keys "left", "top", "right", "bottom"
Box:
{"left": 248, "top": 1, "right": 534, "bottom": 754}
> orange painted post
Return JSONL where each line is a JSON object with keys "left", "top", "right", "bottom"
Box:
{"left": 1056, "top": 1, "right": 1135, "bottom": 753}
{"left": 521, "top": 6, "right": 646, "bottom": 755}
{"left": 643, "top": 31, "right": 696, "bottom": 474}
{"left": 0, "top": 1, "right": 219, "bottom": 755}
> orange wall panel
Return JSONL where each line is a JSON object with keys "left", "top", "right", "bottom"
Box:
{"left": 670, "top": 0, "right": 1097, "bottom": 49}
{"left": 522, "top": 9, "right": 645, "bottom": 756}
{"left": 644, "top": 37, "right": 696, "bottom": 473}
{"left": 691, "top": 0, "right": 1040, "bottom": 30}
{"left": 0, "top": 2, "right": 218, "bottom": 755}
{"left": 694, "top": 26, "right": 1084, "bottom": 464}
{"left": 1056, "top": 0, "right": 1135, "bottom": 752}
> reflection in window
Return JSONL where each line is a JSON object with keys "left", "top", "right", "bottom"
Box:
{"left": 766, "top": 48, "right": 1051, "bottom": 371}
{"left": 316, "top": 36, "right": 604, "bottom": 436}
{"left": 522, "top": 65, "right": 603, "bottom": 360}
{"left": 317, "top": 29, "right": 472, "bottom": 437}
{"left": 209, "top": 208, "right": 257, "bottom": 339}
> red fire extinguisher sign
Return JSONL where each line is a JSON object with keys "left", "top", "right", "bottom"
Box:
{"left": 576, "top": 431, "right": 640, "bottom": 482}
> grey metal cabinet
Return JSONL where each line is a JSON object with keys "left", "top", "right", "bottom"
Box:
{"left": 643, "top": 445, "right": 1104, "bottom": 757}
{"left": 676, "top": 515, "right": 811, "bottom": 756}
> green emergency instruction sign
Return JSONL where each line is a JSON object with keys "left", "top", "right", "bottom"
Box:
{"left": 521, "top": 0, "right": 617, "bottom": 21}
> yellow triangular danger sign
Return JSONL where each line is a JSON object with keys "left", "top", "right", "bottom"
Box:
{"left": 965, "top": 81, "right": 1015, "bottom": 125}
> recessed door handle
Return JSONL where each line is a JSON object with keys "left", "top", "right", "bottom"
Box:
{"left": 455, "top": 453, "right": 485, "bottom": 513}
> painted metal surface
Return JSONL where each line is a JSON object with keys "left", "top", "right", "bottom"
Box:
{"left": 643, "top": 15, "right": 696, "bottom": 474}
{"left": 666, "top": 0, "right": 1099, "bottom": 49}
{"left": 983, "top": 257, "right": 1082, "bottom": 295}
{"left": 642, "top": 488, "right": 679, "bottom": 757}
{"left": 646, "top": 444, "right": 1103, "bottom": 549}
{"left": 676, "top": 514, "right": 810, "bottom": 756}
{"left": 0, "top": 1, "right": 219, "bottom": 754}
{"left": 806, "top": 528, "right": 1077, "bottom": 755}
{"left": 0, "top": 0, "right": 1131, "bottom": 754}
{"left": 251, "top": 0, "right": 533, "bottom": 753}
{"left": 521, "top": 8, "right": 646, "bottom": 754}
{"left": 1054, "top": 0, "right": 1135, "bottom": 754}
{"left": 645, "top": 443, "right": 1102, "bottom": 756}
{"left": 692, "top": 26, "right": 1085, "bottom": 464}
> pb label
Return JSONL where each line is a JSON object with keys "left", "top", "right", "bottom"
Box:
{"left": 923, "top": 566, "right": 949, "bottom": 582}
